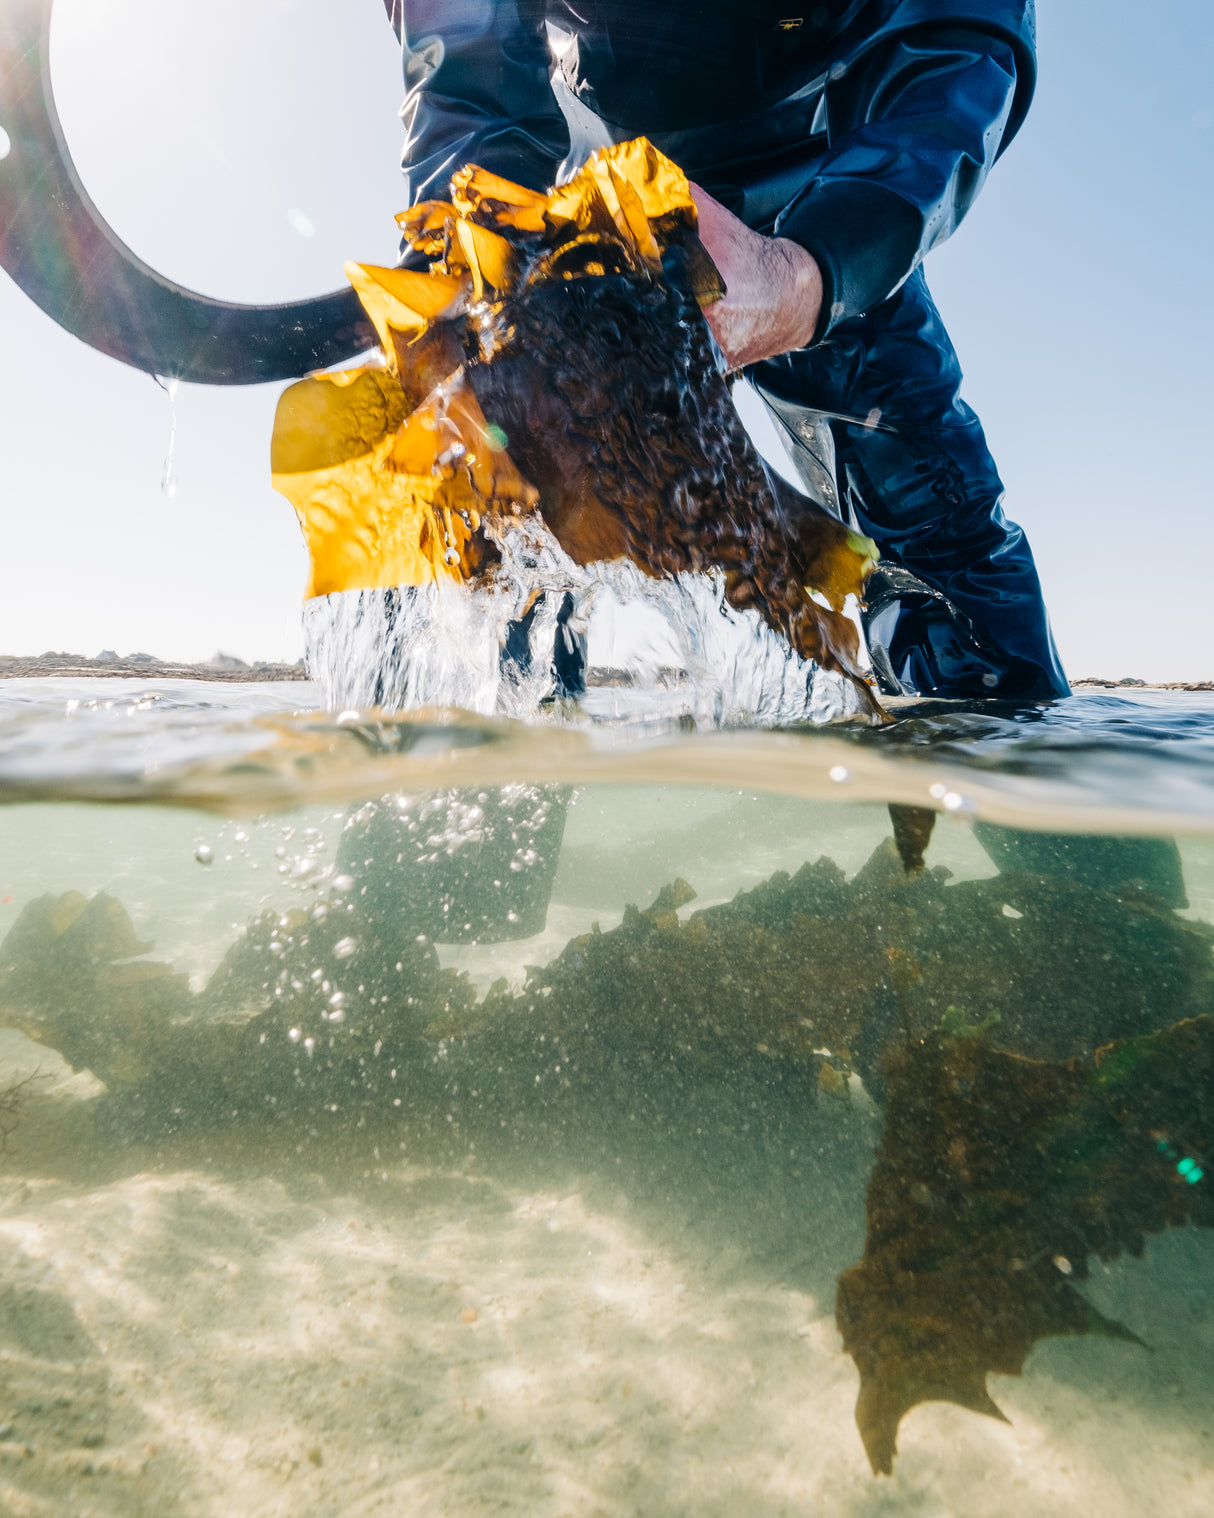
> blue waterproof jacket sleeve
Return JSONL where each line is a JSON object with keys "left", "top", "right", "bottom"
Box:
{"left": 385, "top": 0, "right": 570, "bottom": 199}
{"left": 775, "top": 23, "right": 1030, "bottom": 336}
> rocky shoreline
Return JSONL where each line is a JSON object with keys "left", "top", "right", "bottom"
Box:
{"left": 1, "top": 654, "right": 1208, "bottom": 691}
{"left": 0, "top": 653, "right": 309, "bottom": 681}
{"left": 1071, "top": 677, "right": 1214, "bottom": 691}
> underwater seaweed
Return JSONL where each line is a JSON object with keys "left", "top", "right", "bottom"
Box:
{"left": 4, "top": 834, "right": 1210, "bottom": 1134}
{"left": 837, "top": 1016, "right": 1214, "bottom": 1474}
{"left": 0, "top": 1069, "right": 46, "bottom": 1161}
{"left": 270, "top": 140, "right": 881, "bottom": 713}
{"left": 5, "top": 840, "right": 1214, "bottom": 1477}
{"left": 0, "top": 891, "right": 190, "bottom": 1088}
{"left": 888, "top": 803, "right": 936, "bottom": 874}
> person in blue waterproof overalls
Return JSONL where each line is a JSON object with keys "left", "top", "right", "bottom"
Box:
{"left": 381, "top": 0, "right": 1068, "bottom": 701}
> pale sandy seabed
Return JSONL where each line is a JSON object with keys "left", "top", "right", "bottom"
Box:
{"left": 0, "top": 783, "right": 1213, "bottom": 1515}
{"left": 1, "top": 1045, "right": 1213, "bottom": 1518}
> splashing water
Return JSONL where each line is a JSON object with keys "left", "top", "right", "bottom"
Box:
{"left": 303, "top": 511, "right": 868, "bottom": 726}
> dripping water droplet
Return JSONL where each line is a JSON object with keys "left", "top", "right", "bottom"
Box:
{"left": 154, "top": 375, "right": 180, "bottom": 498}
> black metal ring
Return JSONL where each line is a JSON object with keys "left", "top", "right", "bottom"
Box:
{"left": 0, "top": 0, "right": 377, "bottom": 384}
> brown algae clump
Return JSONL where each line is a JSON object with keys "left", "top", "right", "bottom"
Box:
{"left": 838, "top": 1016, "right": 1214, "bottom": 1474}
{"left": 270, "top": 139, "right": 880, "bottom": 710}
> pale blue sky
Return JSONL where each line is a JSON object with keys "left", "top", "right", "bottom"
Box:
{"left": 1, "top": 0, "right": 1211, "bottom": 680}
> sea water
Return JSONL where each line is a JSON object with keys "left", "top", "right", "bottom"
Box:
{"left": 0, "top": 678, "right": 1213, "bottom": 1515}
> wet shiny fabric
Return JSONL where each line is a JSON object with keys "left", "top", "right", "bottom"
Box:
{"left": 387, "top": 0, "right": 1064, "bottom": 701}
{"left": 753, "top": 267, "right": 1068, "bottom": 700}
{"left": 388, "top": 3, "right": 1039, "bottom": 337}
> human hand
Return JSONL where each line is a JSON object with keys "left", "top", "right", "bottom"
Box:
{"left": 689, "top": 184, "right": 823, "bottom": 368}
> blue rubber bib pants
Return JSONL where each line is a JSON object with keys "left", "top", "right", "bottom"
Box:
{"left": 755, "top": 266, "right": 1066, "bottom": 698}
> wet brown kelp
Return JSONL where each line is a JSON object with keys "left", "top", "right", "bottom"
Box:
{"left": 838, "top": 1017, "right": 1214, "bottom": 1475}
{"left": 270, "top": 140, "right": 881, "bottom": 709}
{"left": 888, "top": 803, "right": 936, "bottom": 874}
